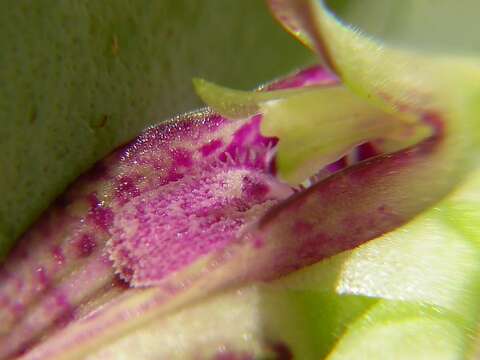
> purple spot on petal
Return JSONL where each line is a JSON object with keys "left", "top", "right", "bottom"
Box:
{"left": 54, "top": 293, "right": 71, "bottom": 310}
{"left": 200, "top": 139, "right": 224, "bottom": 157}
{"left": 242, "top": 175, "right": 270, "bottom": 201}
{"left": 171, "top": 148, "right": 193, "bottom": 168}
{"left": 296, "top": 233, "right": 331, "bottom": 262}
{"left": 53, "top": 307, "right": 76, "bottom": 329}
{"left": 115, "top": 176, "right": 141, "bottom": 205}
{"left": 269, "top": 342, "right": 293, "bottom": 360}
{"left": 87, "top": 193, "right": 114, "bottom": 230}
{"left": 112, "top": 275, "right": 130, "bottom": 290}
{"left": 221, "top": 115, "right": 278, "bottom": 172}
{"left": 76, "top": 234, "right": 97, "bottom": 258}
{"left": 251, "top": 234, "right": 265, "bottom": 249}
{"left": 165, "top": 169, "right": 184, "bottom": 183}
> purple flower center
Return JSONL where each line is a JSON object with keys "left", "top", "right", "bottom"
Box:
{"left": 109, "top": 140, "right": 293, "bottom": 286}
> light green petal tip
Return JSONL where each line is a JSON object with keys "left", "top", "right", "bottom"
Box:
{"left": 193, "top": 76, "right": 317, "bottom": 119}
{"left": 194, "top": 76, "right": 430, "bottom": 184}
{"left": 193, "top": 78, "right": 262, "bottom": 119}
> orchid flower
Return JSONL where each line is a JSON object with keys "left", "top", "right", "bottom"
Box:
{"left": 1, "top": 0, "right": 480, "bottom": 359}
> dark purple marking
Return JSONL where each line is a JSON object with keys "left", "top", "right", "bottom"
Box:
{"left": 164, "top": 169, "right": 184, "bottom": 183}
{"left": 269, "top": 342, "right": 293, "bottom": 360}
{"left": 53, "top": 307, "right": 76, "bottom": 329}
{"left": 54, "top": 293, "right": 71, "bottom": 310}
{"left": 120, "top": 266, "right": 134, "bottom": 281}
{"left": 242, "top": 175, "right": 270, "bottom": 201}
{"left": 12, "top": 342, "right": 32, "bottom": 358}
{"left": 220, "top": 115, "right": 277, "bottom": 171}
{"left": 115, "top": 176, "right": 141, "bottom": 205}
{"left": 112, "top": 275, "right": 130, "bottom": 290}
{"left": 50, "top": 293, "right": 76, "bottom": 328}
{"left": 295, "top": 233, "right": 331, "bottom": 262}
{"left": 200, "top": 139, "right": 224, "bottom": 157}
{"left": 251, "top": 234, "right": 265, "bottom": 249}
{"left": 171, "top": 148, "right": 193, "bottom": 168}
{"left": 87, "top": 194, "right": 114, "bottom": 231}
{"left": 356, "top": 142, "right": 379, "bottom": 161}
{"left": 76, "top": 234, "right": 97, "bottom": 258}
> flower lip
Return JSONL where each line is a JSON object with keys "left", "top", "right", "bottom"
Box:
{"left": 108, "top": 114, "right": 293, "bottom": 287}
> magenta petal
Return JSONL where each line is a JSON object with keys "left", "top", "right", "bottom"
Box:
{"left": 108, "top": 116, "right": 293, "bottom": 287}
